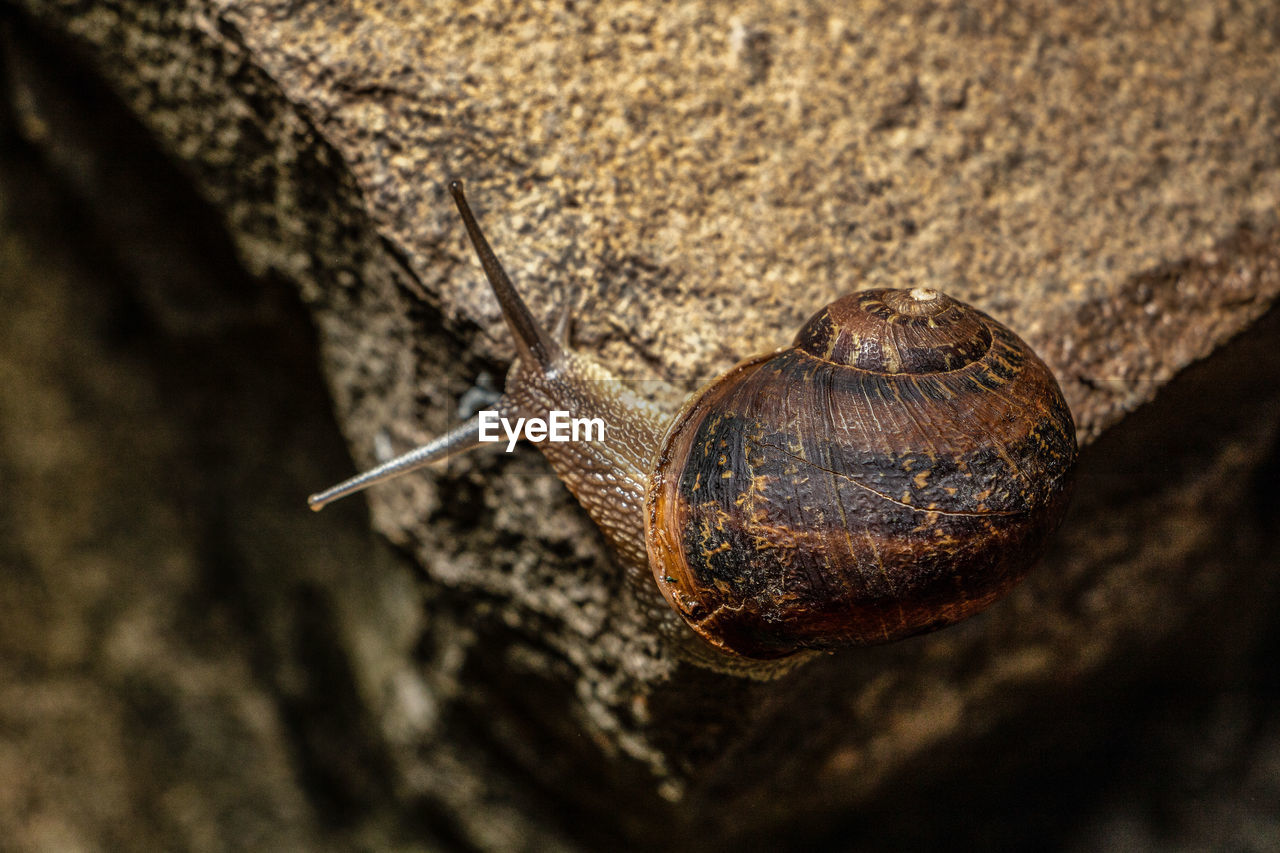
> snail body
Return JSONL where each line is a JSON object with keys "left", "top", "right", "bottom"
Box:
{"left": 310, "top": 182, "right": 1078, "bottom": 676}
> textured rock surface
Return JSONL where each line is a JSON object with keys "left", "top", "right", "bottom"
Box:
{"left": 3, "top": 1, "right": 1280, "bottom": 850}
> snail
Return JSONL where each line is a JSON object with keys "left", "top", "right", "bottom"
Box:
{"left": 310, "top": 181, "right": 1078, "bottom": 677}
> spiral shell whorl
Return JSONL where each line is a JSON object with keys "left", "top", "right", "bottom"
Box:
{"left": 793, "top": 288, "right": 994, "bottom": 374}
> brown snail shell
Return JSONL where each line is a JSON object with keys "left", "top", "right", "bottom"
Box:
{"left": 645, "top": 287, "right": 1077, "bottom": 660}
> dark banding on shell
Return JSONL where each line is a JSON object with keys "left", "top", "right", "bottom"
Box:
{"left": 644, "top": 288, "right": 1077, "bottom": 661}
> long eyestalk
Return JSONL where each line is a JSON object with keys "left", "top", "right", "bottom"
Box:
{"left": 307, "top": 413, "right": 485, "bottom": 510}
{"left": 308, "top": 181, "right": 558, "bottom": 510}
{"left": 449, "top": 180, "right": 561, "bottom": 371}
